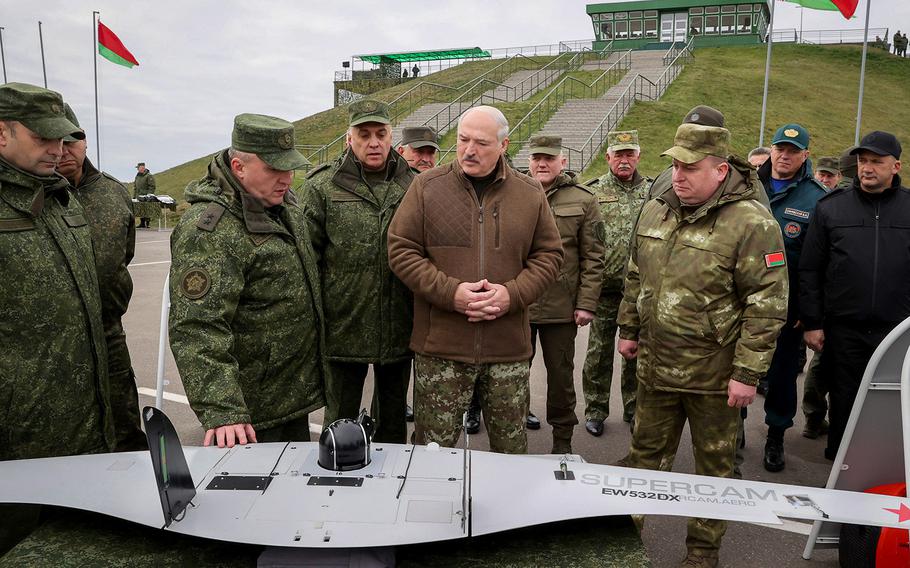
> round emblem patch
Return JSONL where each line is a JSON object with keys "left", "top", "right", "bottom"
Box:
{"left": 51, "top": 103, "right": 62, "bottom": 114}
{"left": 784, "top": 128, "right": 799, "bottom": 138}
{"left": 784, "top": 222, "right": 802, "bottom": 238}
{"left": 180, "top": 268, "right": 211, "bottom": 299}
{"left": 361, "top": 100, "right": 378, "bottom": 113}
{"left": 689, "top": 112, "right": 700, "bottom": 122}
{"left": 617, "top": 133, "right": 632, "bottom": 142}
{"left": 278, "top": 132, "right": 293, "bottom": 149}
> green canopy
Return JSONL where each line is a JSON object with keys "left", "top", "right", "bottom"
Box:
{"left": 355, "top": 47, "right": 491, "bottom": 64}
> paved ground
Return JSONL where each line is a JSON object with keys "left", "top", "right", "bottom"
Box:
{"left": 125, "top": 228, "right": 841, "bottom": 567}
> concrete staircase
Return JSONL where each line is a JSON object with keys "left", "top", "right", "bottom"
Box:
{"left": 512, "top": 50, "right": 678, "bottom": 167}
{"left": 391, "top": 65, "right": 565, "bottom": 143}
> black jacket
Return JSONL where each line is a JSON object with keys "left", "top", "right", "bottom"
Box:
{"left": 799, "top": 175, "right": 910, "bottom": 329}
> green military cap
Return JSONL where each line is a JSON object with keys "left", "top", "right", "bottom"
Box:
{"left": 0, "top": 82, "right": 84, "bottom": 140}
{"left": 683, "top": 105, "right": 725, "bottom": 128}
{"left": 62, "top": 103, "right": 85, "bottom": 143}
{"left": 771, "top": 123, "right": 810, "bottom": 150}
{"left": 400, "top": 126, "right": 439, "bottom": 150}
{"left": 661, "top": 123, "right": 731, "bottom": 164}
{"left": 528, "top": 135, "right": 562, "bottom": 156}
{"left": 815, "top": 156, "right": 840, "bottom": 175}
{"left": 231, "top": 113, "right": 309, "bottom": 171}
{"left": 607, "top": 130, "right": 640, "bottom": 152}
{"left": 136, "top": 162, "right": 146, "bottom": 168}
{"left": 839, "top": 148, "right": 857, "bottom": 178}
{"left": 348, "top": 99, "right": 390, "bottom": 126}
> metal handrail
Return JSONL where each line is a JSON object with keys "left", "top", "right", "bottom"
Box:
{"left": 563, "top": 41, "right": 694, "bottom": 172}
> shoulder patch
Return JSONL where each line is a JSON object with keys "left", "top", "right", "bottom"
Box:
{"left": 179, "top": 268, "right": 212, "bottom": 299}
{"left": 196, "top": 202, "right": 226, "bottom": 232}
{"left": 583, "top": 177, "right": 600, "bottom": 187}
{"left": 764, "top": 251, "right": 786, "bottom": 268}
{"left": 305, "top": 163, "right": 331, "bottom": 180}
{"left": 250, "top": 233, "right": 273, "bottom": 247}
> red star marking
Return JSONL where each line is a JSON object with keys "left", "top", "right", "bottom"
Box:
{"left": 884, "top": 503, "right": 910, "bottom": 523}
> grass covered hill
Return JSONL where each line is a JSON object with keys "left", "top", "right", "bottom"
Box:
{"left": 154, "top": 43, "right": 909, "bottom": 207}
{"left": 582, "top": 43, "right": 910, "bottom": 181}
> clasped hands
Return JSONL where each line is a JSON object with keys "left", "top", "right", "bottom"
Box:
{"left": 454, "top": 279, "right": 510, "bottom": 322}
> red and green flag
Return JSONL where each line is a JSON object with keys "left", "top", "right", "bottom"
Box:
{"left": 97, "top": 21, "right": 139, "bottom": 68}
{"left": 781, "top": 0, "right": 859, "bottom": 19}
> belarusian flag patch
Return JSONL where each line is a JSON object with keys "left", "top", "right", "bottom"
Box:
{"left": 764, "top": 251, "right": 786, "bottom": 268}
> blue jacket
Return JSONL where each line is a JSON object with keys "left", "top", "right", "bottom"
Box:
{"left": 758, "top": 158, "right": 827, "bottom": 321}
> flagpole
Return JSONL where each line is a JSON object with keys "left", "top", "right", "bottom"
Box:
{"left": 93, "top": 11, "right": 101, "bottom": 168}
{"left": 38, "top": 21, "right": 47, "bottom": 88}
{"left": 0, "top": 27, "right": 7, "bottom": 84}
{"left": 854, "top": 0, "right": 871, "bottom": 145}
{"left": 758, "top": 0, "right": 776, "bottom": 146}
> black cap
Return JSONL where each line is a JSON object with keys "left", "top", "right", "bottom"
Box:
{"left": 851, "top": 131, "right": 902, "bottom": 159}
{"left": 683, "top": 105, "right": 725, "bottom": 128}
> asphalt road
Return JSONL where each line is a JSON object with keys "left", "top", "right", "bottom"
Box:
{"left": 125, "top": 228, "right": 841, "bottom": 567}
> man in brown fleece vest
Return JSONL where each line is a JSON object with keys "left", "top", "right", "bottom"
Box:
{"left": 387, "top": 106, "right": 563, "bottom": 453}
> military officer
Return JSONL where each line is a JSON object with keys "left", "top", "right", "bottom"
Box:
{"left": 580, "top": 130, "right": 649, "bottom": 437}
{"left": 0, "top": 82, "right": 113, "bottom": 552}
{"left": 813, "top": 156, "right": 842, "bottom": 190}
{"left": 301, "top": 99, "right": 414, "bottom": 444}
{"left": 56, "top": 103, "right": 145, "bottom": 451}
{"left": 169, "top": 114, "right": 325, "bottom": 448}
{"left": 134, "top": 161, "right": 156, "bottom": 228}
{"left": 396, "top": 126, "right": 439, "bottom": 172}
{"left": 756, "top": 123, "right": 826, "bottom": 472}
{"left": 527, "top": 135, "right": 604, "bottom": 454}
{"left": 618, "top": 116, "right": 788, "bottom": 567}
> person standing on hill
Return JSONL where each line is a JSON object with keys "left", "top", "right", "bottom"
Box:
{"left": 134, "top": 162, "right": 156, "bottom": 228}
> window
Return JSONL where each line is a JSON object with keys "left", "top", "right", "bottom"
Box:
{"left": 630, "top": 19, "right": 643, "bottom": 38}
{"left": 644, "top": 10, "right": 658, "bottom": 17}
{"left": 600, "top": 22, "right": 613, "bottom": 39}
{"left": 721, "top": 5, "right": 736, "bottom": 13}
{"left": 629, "top": 11, "right": 642, "bottom": 18}
{"left": 592, "top": 13, "right": 600, "bottom": 21}
{"left": 737, "top": 13, "right": 752, "bottom": 33}
{"left": 720, "top": 14, "right": 735, "bottom": 33}
{"left": 615, "top": 20, "right": 629, "bottom": 39}
{"left": 689, "top": 7, "right": 704, "bottom": 14}
{"left": 705, "top": 6, "right": 720, "bottom": 14}
{"left": 689, "top": 16, "right": 704, "bottom": 35}
{"left": 738, "top": 3, "right": 752, "bottom": 11}
{"left": 645, "top": 19, "right": 658, "bottom": 37}
{"left": 705, "top": 15, "right": 719, "bottom": 34}
{"left": 601, "top": 12, "right": 613, "bottom": 19}
{"left": 754, "top": 3, "right": 764, "bottom": 10}
{"left": 615, "top": 12, "right": 627, "bottom": 19}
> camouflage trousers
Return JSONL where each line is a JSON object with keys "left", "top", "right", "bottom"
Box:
{"left": 582, "top": 290, "right": 637, "bottom": 421}
{"left": 801, "top": 352, "right": 828, "bottom": 422}
{"left": 530, "top": 322, "right": 579, "bottom": 442}
{"left": 323, "top": 360, "right": 411, "bottom": 444}
{"left": 413, "top": 354, "right": 529, "bottom": 454}
{"left": 626, "top": 382, "right": 739, "bottom": 557}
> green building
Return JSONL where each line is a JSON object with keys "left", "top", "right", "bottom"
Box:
{"left": 587, "top": 0, "right": 771, "bottom": 50}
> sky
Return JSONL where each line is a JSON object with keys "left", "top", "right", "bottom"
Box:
{"left": 1, "top": 0, "right": 906, "bottom": 181}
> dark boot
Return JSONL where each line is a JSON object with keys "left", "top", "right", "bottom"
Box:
{"left": 464, "top": 400, "right": 481, "bottom": 435}
{"left": 763, "top": 428, "right": 785, "bottom": 472}
{"left": 526, "top": 412, "right": 541, "bottom": 430}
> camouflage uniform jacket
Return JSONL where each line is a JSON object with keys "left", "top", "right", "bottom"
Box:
{"left": 169, "top": 150, "right": 326, "bottom": 431}
{"left": 587, "top": 169, "right": 649, "bottom": 292}
{"left": 0, "top": 156, "right": 113, "bottom": 460}
{"left": 134, "top": 170, "right": 156, "bottom": 197}
{"left": 617, "top": 167, "right": 788, "bottom": 392}
{"left": 301, "top": 149, "right": 414, "bottom": 364}
{"left": 72, "top": 158, "right": 136, "bottom": 387}
{"left": 529, "top": 171, "right": 604, "bottom": 324}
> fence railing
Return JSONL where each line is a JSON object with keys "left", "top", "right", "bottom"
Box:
{"left": 769, "top": 27, "right": 889, "bottom": 45}
{"left": 560, "top": 38, "right": 694, "bottom": 173}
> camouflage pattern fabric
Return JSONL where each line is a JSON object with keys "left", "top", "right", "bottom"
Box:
{"left": 169, "top": 150, "right": 326, "bottom": 432}
{"left": 649, "top": 155, "right": 771, "bottom": 208}
{"left": 617, "top": 167, "right": 789, "bottom": 392}
{"left": 413, "top": 354, "right": 530, "bottom": 454}
{"left": 801, "top": 352, "right": 828, "bottom": 422}
{"left": 587, "top": 170, "right": 649, "bottom": 292}
{"left": 133, "top": 169, "right": 156, "bottom": 197}
{"left": 581, "top": 291, "right": 637, "bottom": 422}
{"left": 301, "top": 149, "right": 414, "bottom": 364}
{"left": 72, "top": 158, "right": 145, "bottom": 451}
{"left": 0, "top": 156, "right": 113, "bottom": 461}
{"left": 132, "top": 201, "right": 161, "bottom": 221}
{"left": 625, "top": 383, "right": 739, "bottom": 558}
